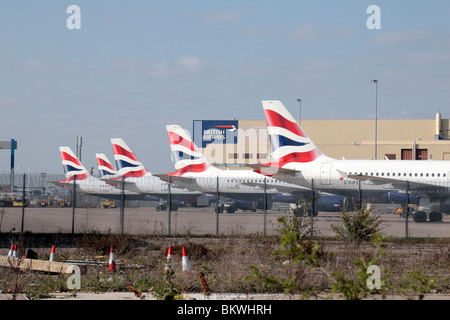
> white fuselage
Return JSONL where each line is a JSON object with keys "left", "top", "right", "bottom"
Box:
{"left": 59, "top": 175, "right": 147, "bottom": 200}
{"left": 123, "top": 174, "right": 203, "bottom": 196}
{"left": 175, "top": 168, "right": 308, "bottom": 199}
{"left": 283, "top": 157, "right": 450, "bottom": 198}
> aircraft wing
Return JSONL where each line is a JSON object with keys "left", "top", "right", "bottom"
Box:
{"left": 337, "top": 170, "right": 450, "bottom": 197}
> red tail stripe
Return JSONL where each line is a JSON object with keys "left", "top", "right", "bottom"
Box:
{"left": 96, "top": 158, "right": 115, "bottom": 170}
{"left": 264, "top": 109, "right": 307, "bottom": 138}
{"left": 61, "top": 151, "right": 82, "bottom": 166}
{"left": 167, "top": 131, "right": 198, "bottom": 153}
{"left": 112, "top": 144, "right": 140, "bottom": 162}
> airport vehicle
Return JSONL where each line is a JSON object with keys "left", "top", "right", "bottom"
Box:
{"left": 54, "top": 147, "right": 152, "bottom": 201}
{"left": 250, "top": 100, "right": 449, "bottom": 222}
{"left": 159, "top": 124, "right": 343, "bottom": 213}
{"left": 101, "top": 199, "right": 117, "bottom": 208}
{"left": 0, "top": 194, "right": 27, "bottom": 207}
{"left": 107, "top": 138, "right": 212, "bottom": 208}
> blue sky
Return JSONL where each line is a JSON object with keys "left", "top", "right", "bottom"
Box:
{"left": 1, "top": 1, "right": 450, "bottom": 174}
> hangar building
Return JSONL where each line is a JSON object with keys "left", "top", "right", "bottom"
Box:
{"left": 193, "top": 112, "right": 450, "bottom": 168}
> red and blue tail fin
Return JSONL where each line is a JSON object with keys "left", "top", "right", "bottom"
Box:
{"left": 262, "top": 100, "right": 326, "bottom": 167}
{"left": 59, "top": 147, "right": 90, "bottom": 181}
{"left": 95, "top": 153, "right": 118, "bottom": 178}
{"left": 110, "top": 138, "right": 149, "bottom": 178}
{"left": 165, "top": 125, "right": 216, "bottom": 176}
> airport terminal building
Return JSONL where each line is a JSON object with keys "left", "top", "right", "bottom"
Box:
{"left": 193, "top": 112, "right": 450, "bottom": 168}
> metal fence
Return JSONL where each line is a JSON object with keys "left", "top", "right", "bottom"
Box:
{"left": 0, "top": 173, "right": 449, "bottom": 238}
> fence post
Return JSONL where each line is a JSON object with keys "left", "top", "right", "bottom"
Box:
{"left": 21, "top": 173, "right": 25, "bottom": 233}
{"left": 120, "top": 176, "right": 125, "bottom": 234}
{"left": 216, "top": 175, "right": 219, "bottom": 235}
{"left": 405, "top": 181, "right": 409, "bottom": 239}
{"left": 311, "top": 178, "right": 314, "bottom": 237}
{"left": 263, "top": 177, "right": 267, "bottom": 236}
{"left": 168, "top": 178, "right": 172, "bottom": 235}
{"left": 358, "top": 180, "right": 362, "bottom": 208}
{"left": 71, "top": 175, "right": 76, "bottom": 234}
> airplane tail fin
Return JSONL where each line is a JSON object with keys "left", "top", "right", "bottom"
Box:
{"left": 96, "top": 153, "right": 119, "bottom": 178}
{"left": 262, "top": 100, "right": 326, "bottom": 167}
{"left": 165, "top": 125, "right": 216, "bottom": 175}
{"left": 110, "top": 138, "right": 149, "bottom": 178}
{"left": 59, "top": 147, "right": 90, "bottom": 181}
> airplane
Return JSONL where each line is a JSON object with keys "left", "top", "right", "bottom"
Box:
{"left": 158, "top": 124, "right": 344, "bottom": 213}
{"left": 108, "top": 138, "right": 212, "bottom": 209}
{"left": 96, "top": 153, "right": 120, "bottom": 179}
{"left": 54, "top": 147, "right": 153, "bottom": 201}
{"left": 249, "top": 100, "right": 450, "bottom": 222}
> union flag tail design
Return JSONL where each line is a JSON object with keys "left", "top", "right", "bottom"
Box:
{"left": 96, "top": 153, "right": 118, "bottom": 178}
{"left": 110, "top": 138, "right": 149, "bottom": 178}
{"left": 262, "top": 100, "right": 324, "bottom": 167}
{"left": 59, "top": 147, "right": 90, "bottom": 181}
{"left": 165, "top": 125, "right": 214, "bottom": 176}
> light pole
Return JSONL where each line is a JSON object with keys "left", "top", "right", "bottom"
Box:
{"left": 296, "top": 98, "right": 302, "bottom": 125}
{"left": 371, "top": 80, "right": 378, "bottom": 160}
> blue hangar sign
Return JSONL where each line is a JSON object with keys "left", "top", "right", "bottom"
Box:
{"left": 193, "top": 120, "right": 239, "bottom": 148}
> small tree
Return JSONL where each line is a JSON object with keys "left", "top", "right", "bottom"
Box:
{"left": 331, "top": 204, "right": 383, "bottom": 242}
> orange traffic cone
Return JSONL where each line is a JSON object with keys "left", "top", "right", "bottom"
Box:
{"left": 13, "top": 245, "right": 18, "bottom": 258}
{"left": 108, "top": 246, "right": 116, "bottom": 273}
{"left": 182, "top": 247, "right": 191, "bottom": 272}
{"left": 49, "top": 245, "right": 56, "bottom": 262}
{"left": 7, "top": 244, "right": 14, "bottom": 257}
{"left": 164, "top": 246, "right": 173, "bottom": 272}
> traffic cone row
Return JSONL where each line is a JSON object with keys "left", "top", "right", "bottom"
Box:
{"left": 7, "top": 244, "right": 18, "bottom": 258}
{"left": 6, "top": 244, "right": 55, "bottom": 260}
{"left": 5, "top": 243, "right": 192, "bottom": 274}
{"left": 164, "top": 246, "right": 191, "bottom": 272}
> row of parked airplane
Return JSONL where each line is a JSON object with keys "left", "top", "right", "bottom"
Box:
{"left": 56, "top": 134, "right": 343, "bottom": 213}
{"left": 55, "top": 100, "right": 450, "bottom": 222}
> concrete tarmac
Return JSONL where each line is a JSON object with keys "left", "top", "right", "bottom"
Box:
{"left": 0, "top": 206, "right": 449, "bottom": 237}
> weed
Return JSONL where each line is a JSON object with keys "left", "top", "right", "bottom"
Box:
{"left": 328, "top": 234, "right": 390, "bottom": 300}
{"left": 331, "top": 204, "right": 384, "bottom": 242}
{"left": 401, "top": 270, "right": 436, "bottom": 300}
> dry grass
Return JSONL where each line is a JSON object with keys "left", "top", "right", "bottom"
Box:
{"left": 0, "top": 232, "right": 449, "bottom": 299}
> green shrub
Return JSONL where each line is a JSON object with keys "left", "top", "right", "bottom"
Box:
{"left": 331, "top": 205, "right": 383, "bottom": 242}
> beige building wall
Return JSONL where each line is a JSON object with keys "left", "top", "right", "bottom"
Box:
{"left": 199, "top": 114, "right": 450, "bottom": 167}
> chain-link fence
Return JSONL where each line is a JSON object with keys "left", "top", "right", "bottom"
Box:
{"left": 0, "top": 173, "right": 449, "bottom": 238}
